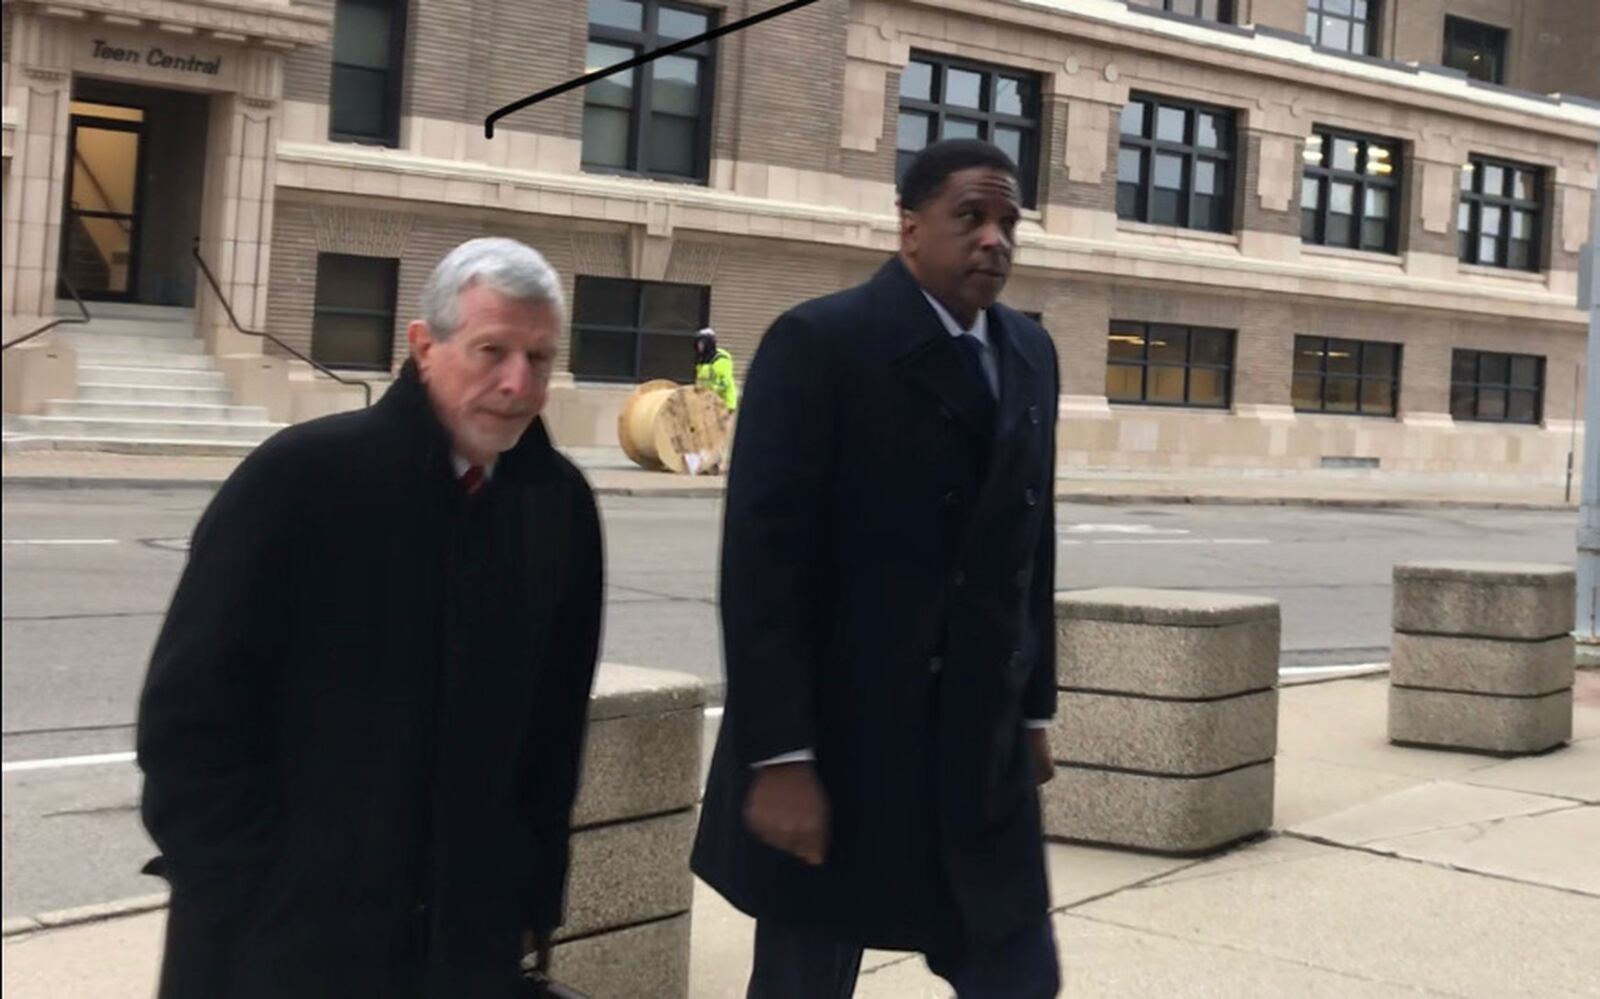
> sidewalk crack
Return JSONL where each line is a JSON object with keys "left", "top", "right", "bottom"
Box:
{"left": 1282, "top": 826, "right": 1600, "bottom": 900}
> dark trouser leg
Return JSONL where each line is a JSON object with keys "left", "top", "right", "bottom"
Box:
{"left": 923, "top": 916, "right": 1060, "bottom": 999}
{"left": 746, "top": 919, "right": 865, "bottom": 999}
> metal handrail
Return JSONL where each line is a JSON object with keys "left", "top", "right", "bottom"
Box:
{"left": 1, "top": 272, "right": 92, "bottom": 351}
{"left": 191, "top": 238, "right": 372, "bottom": 407}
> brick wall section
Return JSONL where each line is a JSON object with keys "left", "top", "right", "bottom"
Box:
{"left": 838, "top": 63, "right": 899, "bottom": 186}
{"left": 2, "top": 5, "right": 12, "bottom": 63}
{"left": 1403, "top": 153, "right": 1458, "bottom": 257}
{"left": 1240, "top": 132, "right": 1299, "bottom": 239}
{"left": 1038, "top": 277, "right": 1113, "bottom": 397}
{"left": 1109, "top": 283, "right": 1292, "bottom": 407}
{"left": 1546, "top": 180, "right": 1581, "bottom": 276}
{"left": 265, "top": 201, "right": 320, "bottom": 359}
{"left": 282, "top": 0, "right": 333, "bottom": 104}
{"left": 1043, "top": 99, "right": 1118, "bottom": 212}
{"left": 714, "top": 0, "right": 848, "bottom": 173}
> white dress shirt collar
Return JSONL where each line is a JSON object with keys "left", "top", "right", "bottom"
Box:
{"left": 920, "top": 290, "right": 990, "bottom": 348}
{"left": 451, "top": 453, "right": 497, "bottom": 481}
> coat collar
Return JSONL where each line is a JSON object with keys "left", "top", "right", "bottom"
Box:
{"left": 379, "top": 358, "right": 557, "bottom": 485}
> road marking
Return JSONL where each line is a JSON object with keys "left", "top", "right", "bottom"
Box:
{"left": 1064, "top": 523, "right": 1191, "bottom": 536}
{"left": 2, "top": 751, "right": 136, "bottom": 774}
{"left": 1, "top": 539, "right": 119, "bottom": 546}
{"left": 1087, "top": 538, "right": 1270, "bottom": 546}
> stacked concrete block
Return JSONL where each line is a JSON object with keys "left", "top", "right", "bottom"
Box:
{"left": 1389, "top": 562, "right": 1575, "bottom": 755}
{"left": 548, "top": 663, "right": 705, "bottom": 999}
{"left": 1045, "top": 588, "right": 1281, "bottom": 855}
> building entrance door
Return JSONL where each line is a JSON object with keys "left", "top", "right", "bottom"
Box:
{"left": 59, "top": 101, "right": 147, "bottom": 301}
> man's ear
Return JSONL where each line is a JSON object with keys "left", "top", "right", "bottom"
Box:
{"left": 899, "top": 207, "right": 918, "bottom": 255}
{"left": 406, "top": 320, "right": 433, "bottom": 377}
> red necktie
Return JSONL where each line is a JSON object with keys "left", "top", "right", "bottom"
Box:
{"left": 460, "top": 465, "right": 485, "bottom": 495}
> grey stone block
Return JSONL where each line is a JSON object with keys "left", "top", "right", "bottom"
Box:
{"left": 1057, "top": 615, "right": 1280, "bottom": 698}
{"left": 1050, "top": 689, "right": 1278, "bottom": 775}
{"left": 550, "top": 914, "right": 691, "bottom": 999}
{"left": 1057, "top": 588, "right": 1281, "bottom": 628}
{"left": 1389, "top": 686, "right": 1573, "bottom": 755}
{"left": 1392, "top": 562, "right": 1575, "bottom": 640}
{"left": 589, "top": 662, "right": 706, "bottom": 722}
{"left": 1391, "top": 633, "right": 1575, "bottom": 696}
{"left": 560, "top": 810, "right": 696, "bottom": 940}
{"left": 573, "top": 706, "right": 702, "bottom": 827}
{"left": 1043, "top": 761, "right": 1275, "bottom": 855}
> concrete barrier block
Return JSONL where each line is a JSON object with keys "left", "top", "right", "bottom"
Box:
{"left": 1389, "top": 687, "right": 1573, "bottom": 755}
{"left": 1050, "top": 689, "right": 1277, "bottom": 775}
{"left": 573, "top": 707, "right": 702, "bottom": 827}
{"left": 550, "top": 914, "right": 691, "bottom": 999}
{"left": 560, "top": 810, "right": 696, "bottom": 941}
{"left": 1056, "top": 589, "right": 1280, "bottom": 698}
{"left": 1043, "top": 761, "right": 1275, "bottom": 854}
{"left": 1391, "top": 633, "right": 1575, "bottom": 696}
{"left": 1393, "top": 562, "right": 1575, "bottom": 640}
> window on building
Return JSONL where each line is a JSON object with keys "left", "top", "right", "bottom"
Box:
{"left": 571, "top": 276, "right": 709, "bottom": 383}
{"left": 1117, "top": 95, "right": 1235, "bottom": 233}
{"left": 1105, "top": 321, "right": 1234, "bottom": 408}
{"left": 896, "top": 54, "right": 1041, "bottom": 209}
{"left": 1128, "top": 0, "right": 1233, "bottom": 23}
{"left": 1292, "top": 336, "right": 1400, "bottom": 416}
{"left": 1458, "top": 157, "right": 1542, "bottom": 271}
{"left": 1301, "top": 129, "right": 1400, "bottom": 253}
{"left": 329, "top": 0, "right": 406, "bottom": 146}
{"left": 1306, "top": 0, "right": 1378, "bottom": 55}
{"left": 1450, "top": 349, "right": 1543, "bottom": 424}
{"left": 582, "top": 0, "right": 716, "bottom": 182}
{"left": 1442, "top": 16, "right": 1507, "bottom": 84}
{"left": 312, "top": 254, "right": 398, "bottom": 370}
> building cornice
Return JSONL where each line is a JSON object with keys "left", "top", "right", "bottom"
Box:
{"left": 5, "top": 0, "right": 330, "bottom": 50}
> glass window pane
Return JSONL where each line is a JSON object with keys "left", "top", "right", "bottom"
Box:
{"left": 1305, "top": 11, "right": 1320, "bottom": 38}
{"left": 1364, "top": 187, "right": 1390, "bottom": 218}
{"left": 1325, "top": 0, "right": 1353, "bottom": 14}
{"left": 1460, "top": 163, "right": 1475, "bottom": 192}
{"left": 586, "top": 43, "right": 636, "bottom": 108}
{"left": 1360, "top": 378, "right": 1393, "bottom": 415}
{"left": 1304, "top": 133, "right": 1325, "bottom": 166}
{"left": 1190, "top": 329, "right": 1231, "bottom": 366}
{"left": 1482, "top": 164, "right": 1505, "bottom": 195}
{"left": 589, "top": 0, "right": 643, "bottom": 30}
{"left": 315, "top": 256, "right": 394, "bottom": 310}
{"left": 646, "top": 113, "right": 695, "bottom": 175}
{"left": 640, "top": 283, "right": 705, "bottom": 330}
{"left": 1332, "top": 138, "right": 1359, "bottom": 172}
{"left": 994, "top": 126, "right": 1022, "bottom": 166}
{"left": 1325, "top": 376, "right": 1359, "bottom": 412}
{"left": 312, "top": 313, "right": 391, "bottom": 368}
{"left": 1510, "top": 356, "right": 1540, "bottom": 387}
{"left": 1147, "top": 325, "right": 1188, "bottom": 364}
{"left": 1106, "top": 364, "right": 1143, "bottom": 402}
{"left": 1321, "top": 16, "right": 1350, "bottom": 51}
{"left": 1366, "top": 143, "right": 1395, "bottom": 176}
{"left": 1329, "top": 181, "right": 1355, "bottom": 214}
{"left": 1450, "top": 383, "right": 1475, "bottom": 420}
{"left": 1325, "top": 338, "right": 1359, "bottom": 376}
{"left": 330, "top": 67, "right": 388, "bottom": 137}
{"left": 1194, "top": 159, "right": 1217, "bottom": 195}
{"left": 994, "top": 77, "right": 1025, "bottom": 116}
{"left": 1301, "top": 175, "right": 1321, "bottom": 210}
{"left": 1117, "top": 146, "right": 1144, "bottom": 185}
{"left": 1169, "top": 0, "right": 1198, "bottom": 16}
{"left": 1152, "top": 153, "right": 1184, "bottom": 225}
{"left": 1362, "top": 343, "right": 1397, "bottom": 378}
{"left": 900, "top": 61, "right": 933, "bottom": 101}
{"left": 1452, "top": 351, "right": 1478, "bottom": 384}
{"left": 581, "top": 105, "right": 631, "bottom": 167}
{"left": 1477, "top": 388, "right": 1507, "bottom": 420}
{"left": 1188, "top": 367, "right": 1227, "bottom": 406}
{"left": 572, "top": 327, "right": 637, "bottom": 380}
{"left": 1513, "top": 170, "right": 1536, "bottom": 201}
{"left": 1293, "top": 374, "right": 1323, "bottom": 409}
{"left": 1480, "top": 204, "right": 1502, "bottom": 235}
{"left": 1117, "top": 180, "right": 1141, "bottom": 220}
{"left": 1294, "top": 337, "right": 1325, "bottom": 374}
{"left": 897, "top": 112, "right": 930, "bottom": 152}
{"left": 1353, "top": 0, "right": 1369, "bottom": 17}
{"left": 638, "top": 331, "right": 696, "bottom": 382}
{"left": 333, "top": 1, "right": 392, "bottom": 69}
{"left": 1108, "top": 324, "right": 1145, "bottom": 362}
{"left": 1154, "top": 153, "right": 1183, "bottom": 191}
{"left": 1457, "top": 201, "right": 1472, "bottom": 237}
{"left": 1510, "top": 210, "right": 1532, "bottom": 239}
{"left": 1478, "top": 234, "right": 1500, "bottom": 264}
{"left": 658, "top": 6, "right": 709, "bottom": 40}
{"left": 1120, "top": 100, "right": 1147, "bottom": 137}
{"left": 1508, "top": 239, "right": 1532, "bottom": 271}
{"left": 1196, "top": 113, "right": 1221, "bottom": 149}
{"left": 1156, "top": 105, "right": 1187, "bottom": 143}
{"left": 1147, "top": 366, "right": 1186, "bottom": 404}
{"left": 945, "top": 68, "right": 982, "bottom": 109}
{"left": 651, "top": 56, "right": 699, "bottom": 115}
{"left": 1480, "top": 353, "right": 1510, "bottom": 384}
{"left": 1351, "top": 23, "right": 1368, "bottom": 54}
{"left": 943, "top": 118, "right": 980, "bottom": 140}
{"left": 1302, "top": 206, "right": 1320, "bottom": 242}
{"left": 1507, "top": 389, "right": 1538, "bottom": 423}
{"left": 573, "top": 277, "right": 639, "bottom": 326}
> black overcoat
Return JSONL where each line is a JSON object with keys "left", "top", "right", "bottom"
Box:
{"left": 692, "top": 255, "right": 1059, "bottom": 954}
{"left": 136, "top": 359, "right": 603, "bottom": 998}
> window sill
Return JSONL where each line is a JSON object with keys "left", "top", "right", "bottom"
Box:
{"left": 1117, "top": 222, "right": 1241, "bottom": 247}
{"left": 1300, "top": 244, "right": 1403, "bottom": 267}
{"left": 1107, "top": 400, "right": 1232, "bottom": 413}
{"left": 1458, "top": 264, "right": 1545, "bottom": 284}
{"left": 1292, "top": 407, "right": 1400, "bottom": 420}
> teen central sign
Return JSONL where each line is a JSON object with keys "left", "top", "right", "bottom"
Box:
{"left": 91, "top": 38, "right": 222, "bottom": 76}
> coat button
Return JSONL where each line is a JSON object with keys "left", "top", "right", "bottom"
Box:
{"left": 1028, "top": 405, "right": 1041, "bottom": 425}
{"left": 1024, "top": 488, "right": 1038, "bottom": 507}
{"left": 929, "top": 656, "right": 943, "bottom": 675}
{"left": 943, "top": 491, "right": 961, "bottom": 508}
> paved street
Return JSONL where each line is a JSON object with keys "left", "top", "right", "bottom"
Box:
{"left": 0, "top": 483, "right": 1580, "bottom": 920}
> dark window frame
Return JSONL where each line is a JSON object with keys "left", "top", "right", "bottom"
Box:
{"left": 328, "top": 0, "right": 408, "bottom": 147}
{"left": 1291, "top": 335, "right": 1401, "bottom": 417}
{"left": 1117, "top": 93, "right": 1237, "bottom": 234}
{"left": 311, "top": 253, "right": 399, "bottom": 371}
{"left": 1458, "top": 155, "right": 1543, "bottom": 272}
{"left": 1130, "top": 0, "right": 1234, "bottom": 23}
{"left": 1301, "top": 127, "right": 1402, "bottom": 254}
{"left": 1105, "top": 321, "right": 1236, "bottom": 409}
{"left": 1306, "top": 0, "right": 1379, "bottom": 55}
{"left": 1449, "top": 349, "right": 1544, "bottom": 425}
{"left": 583, "top": 0, "right": 718, "bottom": 184}
{"left": 570, "top": 275, "right": 711, "bottom": 384}
{"left": 1442, "top": 15, "right": 1507, "bottom": 84}
{"left": 895, "top": 51, "right": 1042, "bottom": 209}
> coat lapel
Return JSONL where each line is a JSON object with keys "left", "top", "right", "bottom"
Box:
{"left": 872, "top": 256, "right": 990, "bottom": 441}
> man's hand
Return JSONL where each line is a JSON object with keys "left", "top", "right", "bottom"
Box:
{"left": 743, "top": 761, "right": 830, "bottom": 865}
{"left": 1028, "top": 728, "right": 1055, "bottom": 786}
{"left": 521, "top": 929, "right": 551, "bottom": 964}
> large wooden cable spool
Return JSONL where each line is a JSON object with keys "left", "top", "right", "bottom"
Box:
{"left": 617, "top": 380, "right": 732, "bottom": 475}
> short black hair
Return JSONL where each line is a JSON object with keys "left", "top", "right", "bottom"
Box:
{"left": 897, "top": 139, "right": 1018, "bottom": 212}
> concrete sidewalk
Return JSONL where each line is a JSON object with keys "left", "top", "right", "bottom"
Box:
{"left": 0, "top": 447, "right": 1581, "bottom": 509}
{"left": 6, "top": 671, "right": 1597, "bottom": 998}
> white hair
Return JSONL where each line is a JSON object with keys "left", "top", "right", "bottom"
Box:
{"left": 420, "top": 237, "right": 565, "bottom": 341}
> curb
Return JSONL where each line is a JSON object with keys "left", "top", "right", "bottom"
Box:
{"left": 2, "top": 892, "right": 169, "bottom": 939}
{"left": 0, "top": 475, "right": 730, "bottom": 499}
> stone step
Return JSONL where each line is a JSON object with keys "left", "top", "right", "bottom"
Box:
{"left": 56, "top": 300, "right": 195, "bottom": 322}
{"left": 1, "top": 434, "right": 263, "bottom": 458}
{"left": 78, "top": 365, "right": 229, "bottom": 389}
{"left": 65, "top": 317, "right": 201, "bottom": 338}
{"left": 5, "top": 415, "right": 282, "bottom": 444}
{"left": 43, "top": 399, "right": 270, "bottom": 423}
{"left": 77, "top": 383, "right": 235, "bottom": 405}
{"left": 55, "top": 331, "right": 206, "bottom": 354}
{"left": 72, "top": 350, "right": 217, "bottom": 370}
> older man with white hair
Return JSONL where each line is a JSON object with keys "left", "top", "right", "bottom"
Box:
{"left": 136, "top": 237, "right": 603, "bottom": 998}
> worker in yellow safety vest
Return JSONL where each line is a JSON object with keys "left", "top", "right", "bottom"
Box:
{"left": 694, "top": 327, "right": 739, "bottom": 412}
